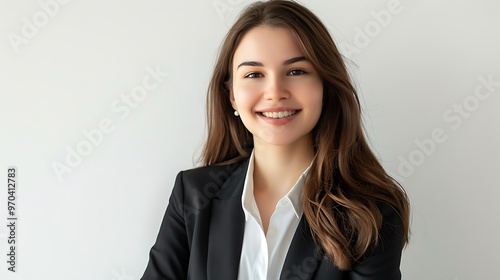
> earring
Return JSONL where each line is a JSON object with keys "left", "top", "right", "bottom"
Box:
{"left": 234, "top": 111, "right": 239, "bottom": 116}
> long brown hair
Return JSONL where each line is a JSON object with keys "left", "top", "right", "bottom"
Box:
{"left": 201, "top": 0, "right": 410, "bottom": 270}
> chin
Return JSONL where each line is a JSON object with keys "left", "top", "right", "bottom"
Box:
{"left": 253, "top": 132, "right": 312, "bottom": 148}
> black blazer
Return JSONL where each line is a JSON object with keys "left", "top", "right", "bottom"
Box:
{"left": 141, "top": 158, "right": 405, "bottom": 280}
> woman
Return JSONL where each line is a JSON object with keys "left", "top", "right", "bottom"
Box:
{"left": 141, "top": 1, "right": 410, "bottom": 279}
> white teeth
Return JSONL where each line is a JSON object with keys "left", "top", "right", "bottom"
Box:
{"left": 261, "top": 110, "right": 297, "bottom": 119}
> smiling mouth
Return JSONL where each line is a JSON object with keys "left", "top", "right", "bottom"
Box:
{"left": 259, "top": 110, "right": 298, "bottom": 119}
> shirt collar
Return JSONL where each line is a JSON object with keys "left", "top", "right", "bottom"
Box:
{"left": 241, "top": 151, "right": 256, "bottom": 222}
{"left": 286, "top": 159, "right": 312, "bottom": 219}
{"left": 241, "top": 150, "right": 313, "bottom": 221}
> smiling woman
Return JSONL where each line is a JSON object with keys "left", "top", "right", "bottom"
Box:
{"left": 141, "top": 1, "right": 410, "bottom": 279}
{"left": 231, "top": 25, "right": 323, "bottom": 147}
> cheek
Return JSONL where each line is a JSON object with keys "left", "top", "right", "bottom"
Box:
{"left": 232, "top": 84, "right": 262, "bottom": 109}
{"left": 297, "top": 80, "right": 323, "bottom": 106}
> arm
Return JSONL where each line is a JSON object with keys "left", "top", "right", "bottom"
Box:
{"left": 141, "top": 171, "right": 189, "bottom": 280}
{"left": 348, "top": 204, "right": 406, "bottom": 280}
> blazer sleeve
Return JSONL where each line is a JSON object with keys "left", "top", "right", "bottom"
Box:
{"left": 348, "top": 204, "right": 406, "bottom": 280}
{"left": 141, "top": 171, "right": 189, "bottom": 280}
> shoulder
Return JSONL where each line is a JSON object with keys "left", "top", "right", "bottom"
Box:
{"left": 172, "top": 158, "right": 250, "bottom": 200}
{"left": 373, "top": 201, "right": 406, "bottom": 253}
{"left": 348, "top": 202, "right": 406, "bottom": 278}
{"left": 179, "top": 159, "right": 248, "bottom": 185}
{"left": 378, "top": 202, "right": 403, "bottom": 224}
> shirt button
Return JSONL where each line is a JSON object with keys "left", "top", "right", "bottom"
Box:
{"left": 268, "top": 228, "right": 276, "bottom": 236}
{"left": 280, "top": 200, "right": 288, "bottom": 207}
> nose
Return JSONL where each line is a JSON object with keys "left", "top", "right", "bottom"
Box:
{"left": 263, "top": 75, "right": 290, "bottom": 101}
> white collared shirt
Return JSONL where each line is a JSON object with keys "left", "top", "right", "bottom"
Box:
{"left": 237, "top": 151, "right": 312, "bottom": 280}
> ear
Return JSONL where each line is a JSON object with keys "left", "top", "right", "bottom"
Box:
{"left": 229, "top": 87, "right": 237, "bottom": 111}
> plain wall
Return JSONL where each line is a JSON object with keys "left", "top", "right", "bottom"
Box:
{"left": 0, "top": 0, "right": 499, "bottom": 279}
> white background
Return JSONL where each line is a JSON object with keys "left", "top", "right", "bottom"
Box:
{"left": 0, "top": 0, "right": 499, "bottom": 279}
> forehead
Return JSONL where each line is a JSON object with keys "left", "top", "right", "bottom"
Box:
{"left": 232, "top": 25, "right": 304, "bottom": 65}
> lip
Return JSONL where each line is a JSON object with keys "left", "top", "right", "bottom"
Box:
{"left": 256, "top": 108, "right": 301, "bottom": 126}
{"left": 256, "top": 107, "right": 300, "bottom": 113}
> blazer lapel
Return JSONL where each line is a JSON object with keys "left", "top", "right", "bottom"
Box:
{"left": 280, "top": 215, "right": 323, "bottom": 280}
{"left": 207, "top": 158, "right": 249, "bottom": 280}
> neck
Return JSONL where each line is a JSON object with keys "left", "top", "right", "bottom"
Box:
{"left": 252, "top": 135, "right": 314, "bottom": 197}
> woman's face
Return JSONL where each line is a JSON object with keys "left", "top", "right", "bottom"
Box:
{"left": 230, "top": 25, "right": 323, "bottom": 147}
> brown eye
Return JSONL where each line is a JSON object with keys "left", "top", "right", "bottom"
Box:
{"left": 288, "top": 69, "right": 306, "bottom": 76}
{"left": 245, "top": 72, "right": 263, "bottom": 78}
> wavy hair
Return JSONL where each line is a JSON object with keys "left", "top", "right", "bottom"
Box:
{"left": 200, "top": 0, "right": 410, "bottom": 270}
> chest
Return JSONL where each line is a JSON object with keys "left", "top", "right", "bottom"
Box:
{"left": 254, "top": 190, "right": 281, "bottom": 233}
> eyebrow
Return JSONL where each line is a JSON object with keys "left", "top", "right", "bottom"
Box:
{"left": 236, "top": 56, "right": 307, "bottom": 69}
